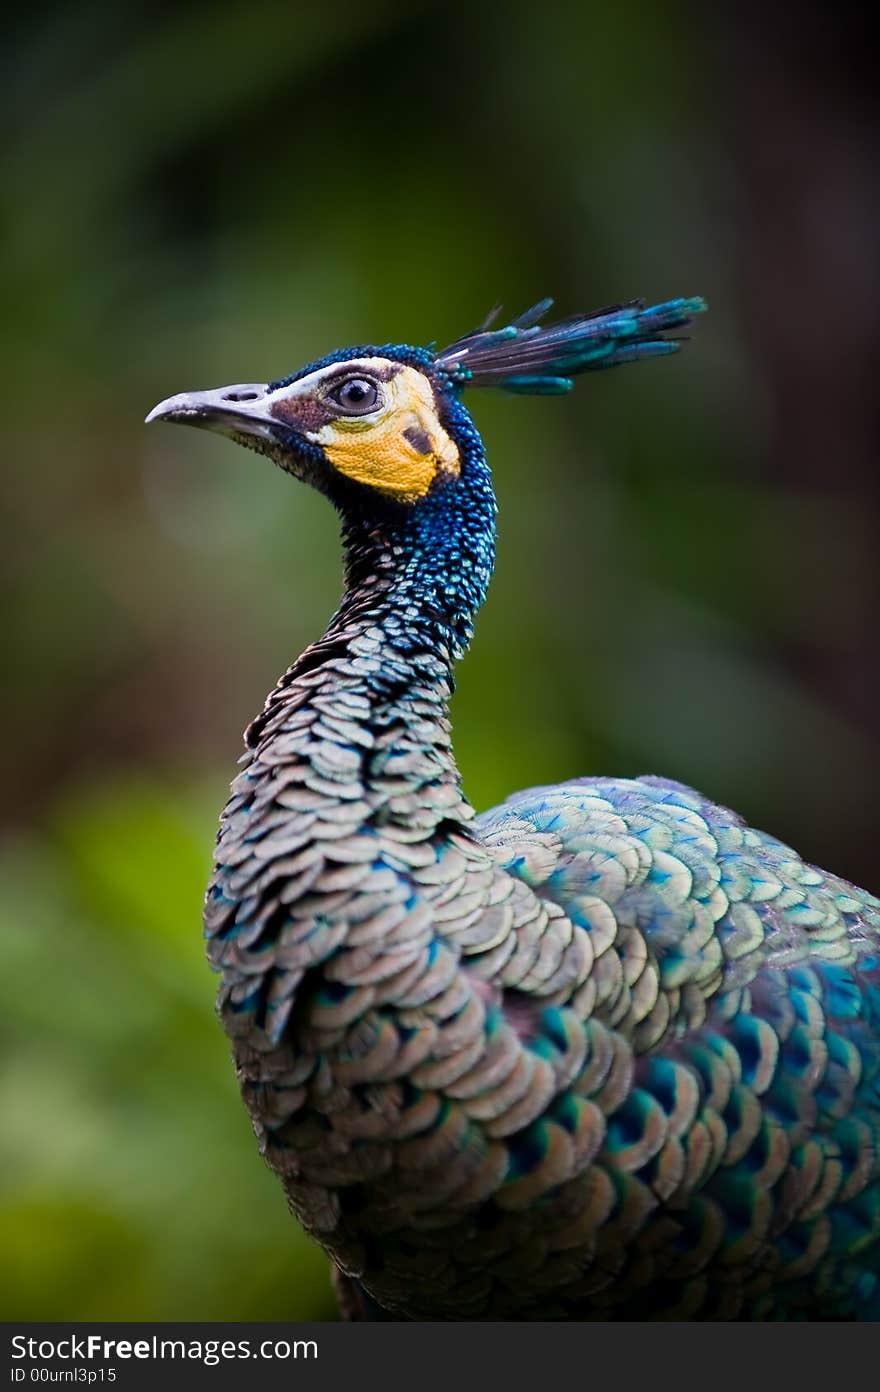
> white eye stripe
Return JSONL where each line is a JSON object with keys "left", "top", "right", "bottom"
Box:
{"left": 271, "top": 356, "right": 398, "bottom": 400}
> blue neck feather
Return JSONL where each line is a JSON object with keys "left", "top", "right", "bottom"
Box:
{"left": 332, "top": 386, "right": 496, "bottom": 666}
{"left": 245, "top": 389, "right": 495, "bottom": 751}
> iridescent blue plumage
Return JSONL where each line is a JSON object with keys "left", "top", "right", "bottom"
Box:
{"left": 477, "top": 774, "right": 880, "bottom": 1318}
{"left": 436, "top": 296, "right": 707, "bottom": 392}
{"left": 148, "top": 292, "right": 879, "bottom": 1320}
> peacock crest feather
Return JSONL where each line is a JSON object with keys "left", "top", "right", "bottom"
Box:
{"left": 147, "top": 295, "right": 880, "bottom": 1321}
{"left": 436, "top": 295, "right": 706, "bottom": 392}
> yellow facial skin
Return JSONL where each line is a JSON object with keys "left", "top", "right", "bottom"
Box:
{"left": 273, "top": 358, "right": 461, "bottom": 503}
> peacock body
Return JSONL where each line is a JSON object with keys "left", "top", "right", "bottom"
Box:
{"left": 147, "top": 298, "right": 880, "bottom": 1320}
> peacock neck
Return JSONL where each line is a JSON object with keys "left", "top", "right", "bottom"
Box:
{"left": 211, "top": 413, "right": 500, "bottom": 1054}
{"left": 244, "top": 430, "right": 496, "bottom": 837}
{"left": 335, "top": 426, "right": 497, "bottom": 661}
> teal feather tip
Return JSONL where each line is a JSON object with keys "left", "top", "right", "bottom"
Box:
{"left": 436, "top": 294, "right": 707, "bottom": 394}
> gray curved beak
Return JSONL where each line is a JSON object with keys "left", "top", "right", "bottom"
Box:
{"left": 145, "top": 383, "right": 275, "bottom": 439}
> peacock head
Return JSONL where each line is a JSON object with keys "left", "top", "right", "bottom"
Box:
{"left": 146, "top": 297, "right": 706, "bottom": 513}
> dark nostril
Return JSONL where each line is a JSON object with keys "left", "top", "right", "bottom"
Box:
{"left": 223, "top": 389, "right": 261, "bottom": 402}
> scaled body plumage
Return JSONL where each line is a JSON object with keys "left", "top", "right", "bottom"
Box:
{"left": 149, "top": 297, "right": 880, "bottom": 1319}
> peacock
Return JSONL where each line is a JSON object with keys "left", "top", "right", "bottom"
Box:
{"left": 147, "top": 296, "right": 880, "bottom": 1320}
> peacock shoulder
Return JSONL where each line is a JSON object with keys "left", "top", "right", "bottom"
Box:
{"left": 476, "top": 772, "right": 880, "bottom": 1042}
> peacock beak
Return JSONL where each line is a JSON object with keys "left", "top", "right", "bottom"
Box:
{"left": 145, "top": 383, "right": 278, "bottom": 442}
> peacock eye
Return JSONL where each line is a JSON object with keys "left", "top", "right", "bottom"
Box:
{"left": 327, "top": 376, "right": 381, "bottom": 415}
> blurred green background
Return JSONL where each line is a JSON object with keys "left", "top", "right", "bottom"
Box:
{"left": 3, "top": 1, "right": 877, "bottom": 1320}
